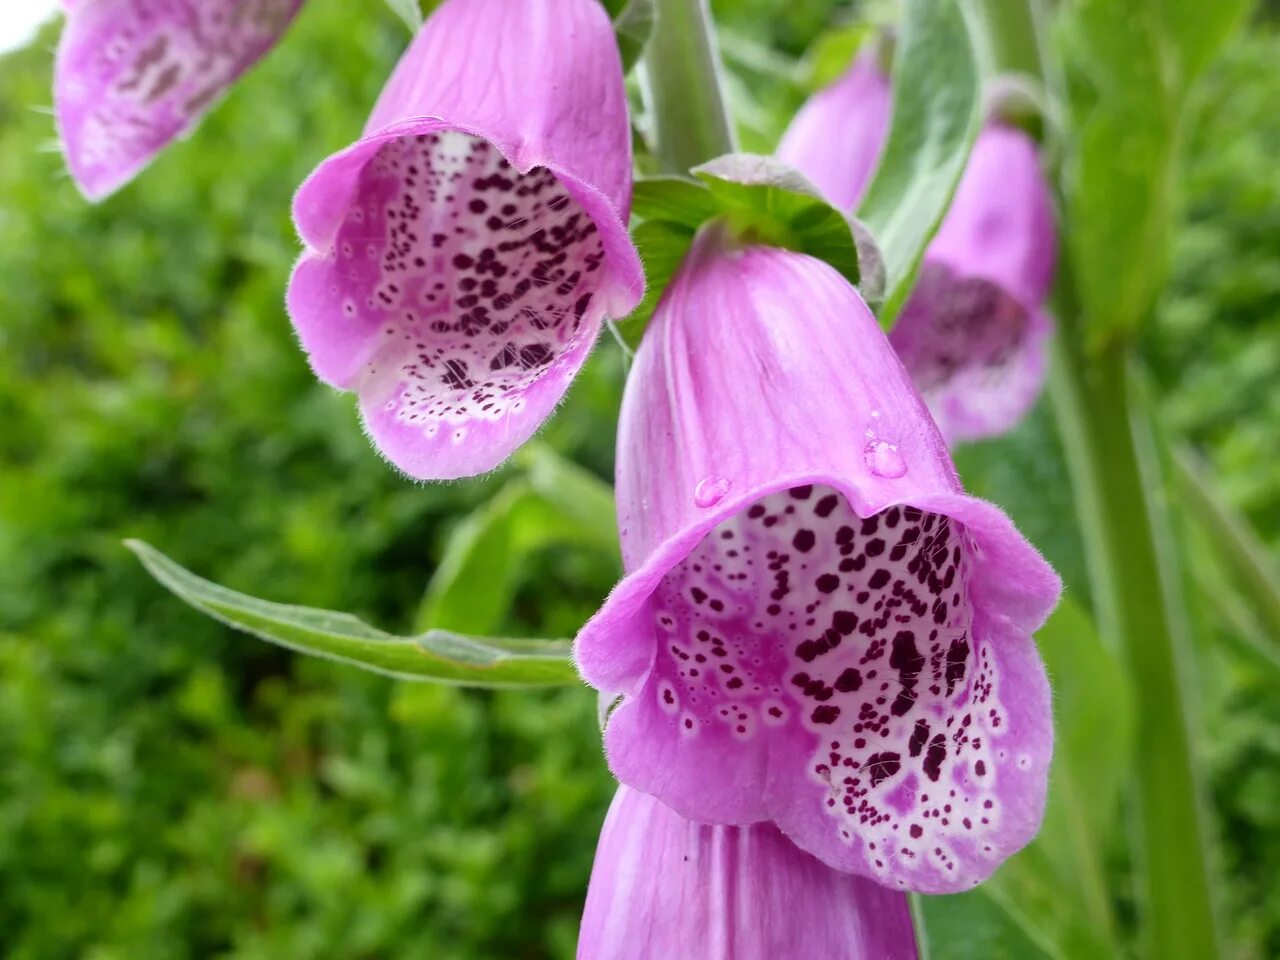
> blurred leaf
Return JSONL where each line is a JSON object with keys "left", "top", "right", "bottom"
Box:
{"left": 856, "top": 0, "right": 982, "bottom": 327}
{"left": 417, "top": 465, "right": 618, "bottom": 636}
{"left": 916, "top": 889, "right": 1062, "bottom": 960}
{"left": 517, "top": 443, "right": 619, "bottom": 554}
{"left": 384, "top": 0, "right": 422, "bottom": 31}
{"left": 127, "top": 540, "right": 580, "bottom": 687}
{"left": 1173, "top": 444, "right": 1280, "bottom": 664}
{"left": 1058, "top": 0, "right": 1250, "bottom": 342}
{"left": 613, "top": 0, "right": 656, "bottom": 72}
{"left": 801, "top": 23, "right": 874, "bottom": 91}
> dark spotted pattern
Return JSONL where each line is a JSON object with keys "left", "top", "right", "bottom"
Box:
{"left": 72, "top": 0, "right": 301, "bottom": 170}
{"left": 334, "top": 131, "right": 604, "bottom": 430}
{"left": 900, "top": 262, "right": 1028, "bottom": 391}
{"left": 649, "top": 484, "right": 1010, "bottom": 884}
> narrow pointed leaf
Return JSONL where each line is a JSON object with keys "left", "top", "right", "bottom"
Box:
{"left": 127, "top": 540, "right": 579, "bottom": 687}
{"left": 856, "top": 0, "right": 982, "bottom": 326}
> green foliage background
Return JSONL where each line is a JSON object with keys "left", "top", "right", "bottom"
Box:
{"left": 0, "top": 1, "right": 1276, "bottom": 958}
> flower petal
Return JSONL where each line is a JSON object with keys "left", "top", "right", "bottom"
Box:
{"left": 575, "top": 231, "right": 1059, "bottom": 893}
{"left": 578, "top": 786, "right": 918, "bottom": 960}
{"left": 776, "top": 52, "right": 891, "bottom": 212}
{"left": 55, "top": 0, "right": 304, "bottom": 200}
{"left": 287, "top": 0, "right": 641, "bottom": 480}
{"left": 925, "top": 124, "right": 1057, "bottom": 310}
{"left": 890, "top": 265, "right": 1054, "bottom": 443}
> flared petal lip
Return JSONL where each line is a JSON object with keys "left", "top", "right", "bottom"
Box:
{"left": 575, "top": 469, "right": 1061, "bottom": 699}
{"left": 291, "top": 114, "right": 644, "bottom": 321}
{"left": 933, "top": 305, "right": 1055, "bottom": 445}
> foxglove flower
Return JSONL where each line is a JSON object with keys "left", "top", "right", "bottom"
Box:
{"left": 578, "top": 786, "right": 918, "bottom": 960}
{"left": 55, "top": 0, "right": 305, "bottom": 200}
{"left": 776, "top": 51, "right": 890, "bottom": 212}
{"left": 575, "top": 226, "right": 1059, "bottom": 894}
{"left": 779, "top": 58, "right": 1057, "bottom": 443}
{"left": 288, "top": 0, "right": 643, "bottom": 480}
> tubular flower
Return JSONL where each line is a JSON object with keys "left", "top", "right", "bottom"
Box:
{"left": 775, "top": 51, "right": 890, "bottom": 212}
{"left": 578, "top": 786, "right": 918, "bottom": 960}
{"left": 778, "top": 58, "right": 1057, "bottom": 443}
{"left": 287, "top": 0, "right": 642, "bottom": 480}
{"left": 575, "top": 226, "right": 1060, "bottom": 894}
{"left": 54, "top": 0, "right": 305, "bottom": 200}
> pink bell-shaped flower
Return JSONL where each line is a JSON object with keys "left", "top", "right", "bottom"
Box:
{"left": 55, "top": 0, "right": 306, "bottom": 200}
{"left": 576, "top": 225, "right": 1059, "bottom": 894}
{"left": 578, "top": 786, "right": 919, "bottom": 960}
{"left": 779, "top": 54, "right": 1057, "bottom": 443}
{"left": 287, "top": 0, "right": 643, "bottom": 480}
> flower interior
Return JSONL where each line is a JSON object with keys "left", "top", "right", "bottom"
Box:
{"left": 647, "top": 484, "right": 1016, "bottom": 885}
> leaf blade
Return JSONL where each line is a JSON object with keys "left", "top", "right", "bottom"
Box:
{"left": 127, "top": 540, "right": 580, "bottom": 688}
{"left": 855, "top": 0, "right": 983, "bottom": 326}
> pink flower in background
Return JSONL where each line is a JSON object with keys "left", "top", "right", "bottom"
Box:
{"left": 54, "top": 0, "right": 305, "bottom": 200}
{"left": 777, "top": 51, "right": 890, "bottom": 212}
{"left": 779, "top": 55, "right": 1058, "bottom": 443}
{"left": 287, "top": 0, "right": 643, "bottom": 481}
{"left": 575, "top": 226, "right": 1059, "bottom": 894}
{"left": 578, "top": 786, "right": 919, "bottom": 960}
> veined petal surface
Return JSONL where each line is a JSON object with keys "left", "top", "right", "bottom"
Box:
{"left": 576, "top": 231, "right": 1059, "bottom": 894}
{"left": 288, "top": 0, "right": 642, "bottom": 480}
{"left": 578, "top": 786, "right": 918, "bottom": 960}
{"left": 55, "top": 0, "right": 304, "bottom": 200}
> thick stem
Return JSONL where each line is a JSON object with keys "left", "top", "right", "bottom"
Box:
{"left": 641, "top": 0, "right": 735, "bottom": 175}
{"left": 976, "top": 1, "right": 1222, "bottom": 957}
{"left": 1050, "top": 329, "right": 1222, "bottom": 960}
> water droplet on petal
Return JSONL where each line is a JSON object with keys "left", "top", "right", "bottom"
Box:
{"left": 694, "top": 476, "right": 731, "bottom": 508}
{"left": 865, "top": 439, "right": 907, "bottom": 478}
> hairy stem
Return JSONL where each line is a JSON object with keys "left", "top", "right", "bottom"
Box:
{"left": 641, "top": 0, "right": 735, "bottom": 175}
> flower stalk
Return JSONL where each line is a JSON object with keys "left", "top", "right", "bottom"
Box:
{"left": 641, "top": 0, "right": 735, "bottom": 175}
{"left": 976, "top": 2, "right": 1222, "bottom": 958}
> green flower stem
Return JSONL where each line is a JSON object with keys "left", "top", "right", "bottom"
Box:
{"left": 641, "top": 0, "right": 735, "bottom": 175}
{"left": 976, "top": 2, "right": 1222, "bottom": 958}
{"left": 1049, "top": 327, "right": 1222, "bottom": 960}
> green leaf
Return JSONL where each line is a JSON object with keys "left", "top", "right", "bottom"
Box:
{"left": 1172, "top": 444, "right": 1280, "bottom": 674}
{"left": 384, "top": 0, "right": 423, "bottom": 31}
{"left": 630, "top": 176, "right": 722, "bottom": 228}
{"left": 855, "top": 0, "right": 982, "bottom": 327}
{"left": 693, "top": 153, "right": 864, "bottom": 291}
{"left": 801, "top": 24, "right": 875, "bottom": 92}
{"left": 417, "top": 462, "right": 618, "bottom": 635}
{"left": 915, "top": 889, "right": 1061, "bottom": 960}
{"left": 612, "top": 0, "right": 656, "bottom": 73}
{"left": 517, "top": 443, "right": 619, "bottom": 553}
{"left": 126, "top": 540, "right": 580, "bottom": 688}
{"left": 621, "top": 158, "right": 883, "bottom": 347}
{"left": 614, "top": 218, "right": 697, "bottom": 350}
{"left": 1059, "top": 0, "right": 1249, "bottom": 341}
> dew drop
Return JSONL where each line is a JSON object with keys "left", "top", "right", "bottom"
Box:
{"left": 694, "top": 476, "right": 731, "bottom": 508}
{"left": 865, "top": 439, "right": 907, "bottom": 478}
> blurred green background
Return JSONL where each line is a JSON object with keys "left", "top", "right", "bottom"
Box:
{"left": 0, "top": 1, "right": 1277, "bottom": 958}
